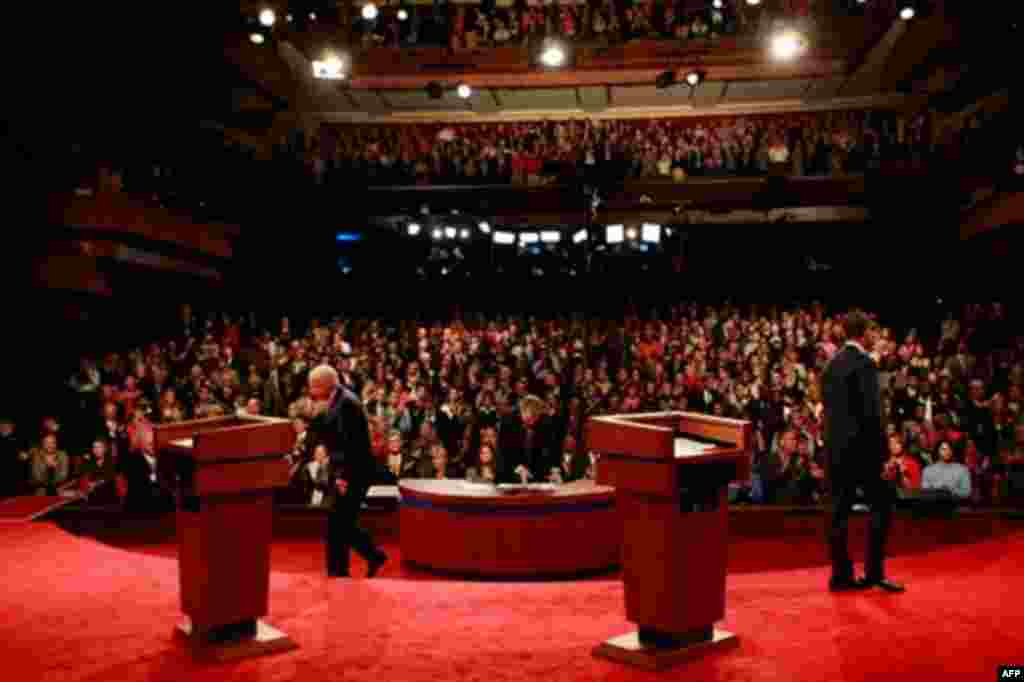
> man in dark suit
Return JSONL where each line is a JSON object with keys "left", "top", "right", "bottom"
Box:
{"left": 308, "top": 365, "right": 387, "bottom": 578}
{"left": 822, "top": 311, "right": 904, "bottom": 593}
{"left": 498, "top": 394, "right": 557, "bottom": 483}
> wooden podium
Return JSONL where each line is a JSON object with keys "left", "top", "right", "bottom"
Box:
{"left": 155, "top": 415, "right": 298, "bottom": 662}
{"left": 586, "top": 411, "right": 752, "bottom": 671}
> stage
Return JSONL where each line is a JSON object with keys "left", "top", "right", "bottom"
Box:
{"left": 3, "top": 510, "right": 1022, "bottom": 682}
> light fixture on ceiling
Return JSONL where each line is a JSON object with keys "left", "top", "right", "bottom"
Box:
{"left": 258, "top": 8, "right": 276, "bottom": 27}
{"left": 431, "top": 228, "right": 443, "bottom": 240}
{"left": 309, "top": 12, "right": 317, "bottom": 21}
{"left": 899, "top": 5, "right": 915, "bottom": 20}
{"left": 478, "top": 221, "right": 491, "bottom": 233}
{"left": 685, "top": 70, "right": 705, "bottom": 87}
{"left": 286, "top": 13, "right": 294, "bottom": 23}
{"left": 312, "top": 53, "right": 347, "bottom": 80}
{"left": 771, "top": 30, "right": 807, "bottom": 60}
{"left": 539, "top": 40, "right": 567, "bottom": 68}
{"left": 746, "top": 0, "right": 761, "bottom": 5}
{"left": 249, "top": 32, "right": 266, "bottom": 45}
{"left": 712, "top": 0, "right": 724, "bottom": 8}
{"left": 459, "top": 228, "right": 471, "bottom": 239}
{"left": 407, "top": 223, "right": 421, "bottom": 236}
{"left": 456, "top": 83, "right": 472, "bottom": 99}
{"left": 625, "top": 227, "right": 639, "bottom": 241}
{"left": 362, "top": 3, "right": 379, "bottom": 21}
{"left": 397, "top": 8, "right": 409, "bottom": 21}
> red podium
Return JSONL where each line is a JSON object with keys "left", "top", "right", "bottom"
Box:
{"left": 155, "top": 415, "right": 297, "bottom": 662}
{"left": 586, "top": 411, "right": 752, "bottom": 670}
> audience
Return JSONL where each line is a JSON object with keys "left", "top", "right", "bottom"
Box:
{"left": 2, "top": 301, "right": 1020, "bottom": 517}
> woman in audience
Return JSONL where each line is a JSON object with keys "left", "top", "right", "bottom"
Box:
{"left": 465, "top": 443, "right": 498, "bottom": 484}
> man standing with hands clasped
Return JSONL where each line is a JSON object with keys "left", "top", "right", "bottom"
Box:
{"left": 822, "top": 311, "right": 905, "bottom": 593}
{"left": 308, "top": 365, "right": 388, "bottom": 578}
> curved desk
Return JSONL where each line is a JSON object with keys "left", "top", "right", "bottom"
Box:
{"left": 399, "top": 479, "right": 619, "bottom": 577}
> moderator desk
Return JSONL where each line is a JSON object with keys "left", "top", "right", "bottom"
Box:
{"left": 399, "top": 479, "right": 618, "bottom": 577}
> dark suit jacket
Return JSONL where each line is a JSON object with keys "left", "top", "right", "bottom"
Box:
{"left": 497, "top": 417, "right": 557, "bottom": 482}
{"left": 313, "top": 386, "right": 375, "bottom": 508}
{"left": 822, "top": 344, "right": 887, "bottom": 482}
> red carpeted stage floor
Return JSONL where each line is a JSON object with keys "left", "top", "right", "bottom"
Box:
{"left": 3, "top": 514, "right": 1022, "bottom": 682}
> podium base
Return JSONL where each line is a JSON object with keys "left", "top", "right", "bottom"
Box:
{"left": 593, "top": 628, "right": 737, "bottom": 671}
{"left": 176, "top": 619, "right": 298, "bottom": 662}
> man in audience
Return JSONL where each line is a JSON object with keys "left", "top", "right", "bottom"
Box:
{"left": 499, "top": 394, "right": 557, "bottom": 483}
{"left": 30, "top": 433, "right": 70, "bottom": 496}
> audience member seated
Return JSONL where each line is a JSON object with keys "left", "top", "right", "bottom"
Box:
{"left": 884, "top": 432, "right": 922, "bottom": 496}
{"left": 117, "top": 432, "right": 173, "bottom": 513}
{"left": 297, "top": 444, "right": 333, "bottom": 508}
{"left": 551, "top": 434, "right": 589, "bottom": 483}
{"left": 921, "top": 440, "right": 972, "bottom": 501}
{"left": 79, "top": 438, "right": 120, "bottom": 505}
{"left": 465, "top": 443, "right": 499, "bottom": 484}
{"left": 30, "top": 434, "right": 69, "bottom": 496}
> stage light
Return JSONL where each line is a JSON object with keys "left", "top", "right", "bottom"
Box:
{"left": 713, "top": 0, "right": 723, "bottom": 7}
{"left": 407, "top": 223, "right": 421, "bottom": 236}
{"left": 441, "top": 266, "right": 449, "bottom": 276}
{"left": 572, "top": 229, "right": 588, "bottom": 244}
{"left": 313, "top": 53, "right": 347, "bottom": 80}
{"left": 899, "top": 5, "right": 915, "bottom": 20}
{"left": 540, "top": 231, "right": 561, "bottom": 244}
{"left": 431, "top": 228, "right": 443, "bottom": 240}
{"left": 362, "top": 3, "right": 379, "bottom": 20}
{"left": 746, "top": 0, "right": 761, "bottom": 5}
{"left": 771, "top": 30, "right": 807, "bottom": 60}
{"left": 685, "top": 70, "right": 704, "bottom": 87}
{"left": 309, "top": 12, "right": 317, "bottom": 20}
{"left": 444, "top": 226, "right": 457, "bottom": 239}
{"left": 286, "top": 13, "right": 294, "bottom": 22}
{"left": 642, "top": 223, "right": 662, "bottom": 243}
{"left": 249, "top": 32, "right": 266, "bottom": 44}
{"left": 456, "top": 83, "right": 472, "bottom": 99}
{"left": 606, "top": 224, "right": 624, "bottom": 244}
{"left": 259, "top": 8, "right": 276, "bottom": 26}
{"left": 478, "top": 221, "right": 491, "bottom": 233}
{"left": 520, "top": 232, "right": 540, "bottom": 245}
{"left": 625, "top": 227, "right": 639, "bottom": 241}
{"left": 397, "top": 8, "right": 409, "bottom": 20}
{"left": 493, "top": 231, "right": 516, "bottom": 245}
{"left": 539, "top": 40, "right": 567, "bottom": 68}
{"left": 459, "top": 228, "right": 471, "bottom": 239}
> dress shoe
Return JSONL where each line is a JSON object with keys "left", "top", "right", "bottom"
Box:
{"left": 367, "top": 553, "right": 388, "bottom": 578}
{"left": 828, "top": 576, "right": 870, "bottom": 592}
{"left": 866, "top": 578, "right": 905, "bottom": 593}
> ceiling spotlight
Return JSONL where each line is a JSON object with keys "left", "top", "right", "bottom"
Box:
{"left": 478, "top": 221, "right": 491, "bottom": 233}
{"left": 362, "top": 3, "right": 379, "bottom": 20}
{"left": 456, "top": 83, "right": 472, "bottom": 99}
{"left": 397, "top": 8, "right": 409, "bottom": 21}
{"left": 459, "top": 228, "right": 471, "bottom": 239}
{"left": 309, "top": 12, "right": 317, "bottom": 20}
{"left": 899, "top": 5, "right": 915, "bottom": 20}
{"left": 444, "top": 226, "right": 457, "bottom": 239}
{"left": 407, "top": 223, "right": 421, "bottom": 236}
{"left": 713, "top": 0, "right": 724, "bottom": 7}
{"left": 259, "top": 8, "right": 276, "bottom": 27}
{"left": 286, "top": 13, "right": 294, "bottom": 23}
{"left": 572, "top": 229, "right": 588, "bottom": 244}
{"left": 746, "top": 0, "right": 761, "bottom": 5}
{"left": 684, "top": 70, "right": 704, "bottom": 87}
{"left": 771, "top": 30, "right": 807, "bottom": 60}
{"left": 249, "top": 32, "right": 266, "bottom": 44}
{"left": 626, "top": 227, "right": 639, "bottom": 241}
{"left": 539, "top": 40, "right": 567, "bottom": 68}
{"left": 431, "top": 228, "right": 443, "bottom": 240}
{"left": 313, "top": 54, "right": 347, "bottom": 80}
